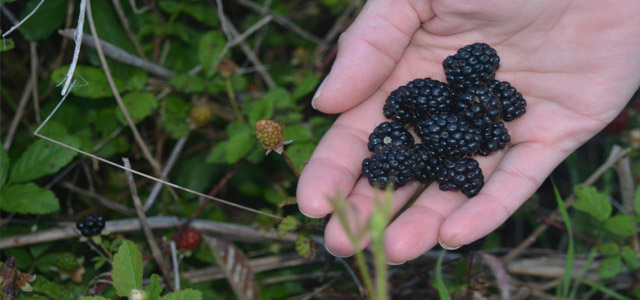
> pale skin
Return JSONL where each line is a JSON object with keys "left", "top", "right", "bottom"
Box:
{"left": 296, "top": 0, "right": 640, "bottom": 264}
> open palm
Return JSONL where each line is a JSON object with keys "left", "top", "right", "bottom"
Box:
{"left": 297, "top": 0, "right": 640, "bottom": 263}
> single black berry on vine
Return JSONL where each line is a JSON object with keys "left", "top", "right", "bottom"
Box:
{"left": 436, "top": 158, "right": 484, "bottom": 197}
{"left": 489, "top": 80, "right": 527, "bottom": 122}
{"left": 415, "top": 114, "right": 482, "bottom": 159}
{"left": 456, "top": 85, "right": 502, "bottom": 129}
{"left": 443, "top": 43, "right": 500, "bottom": 91}
{"left": 76, "top": 214, "right": 105, "bottom": 237}
{"left": 362, "top": 145, "right": 415, "bottom": 189}
{"left": 368, "top": 121, "right": 414, "bottom": 152}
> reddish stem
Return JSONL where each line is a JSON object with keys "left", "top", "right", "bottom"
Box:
{"left": 281, "top": 150, "right": 299, "bottom": 178}
{"left": 535, "top": 211, "right": 600, "bottom": 247}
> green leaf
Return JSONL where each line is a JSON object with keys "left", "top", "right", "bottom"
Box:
{"left": 160, "top": 288, "right": 202, "bottom": 300}
{"left": 603, "top": 214, "right": 638, "bottom": 237}
{"left": 145, "top": 274, "right": 163, "bottom": 300}
{"left": 225, "top": 126, "right": 255, "bottom": 164}
{"left": 284, "top": 125, "right": 313, "bottom": 143}
{"left": 621, "top": 247, "right": 640, "bottom": 269}
{"left": 31, "top": 276, "right": 68, "bottom": 300}
{"left": 285, "top": 142, "right": 315, "bottom": 172}
{"left": 51, "top": 65, "right": 126, "bottom": 98}
{"left": 198, "top": 31, "right": 226, "bottom": 77}
{"left": 0, "top": 145, "right": 8, "bottom": 189}
{"left": 170, "top": 73, "right": 206, "bottom": 93}
{"left": 292, "top": 73, "right": 322, "bottom": 101}
{"left": 599, "top": 242, "right": 620, "bottom": 257}
{"left": 295, "top": 231, "right": 315, "bottom": 259}
{"left": 598, "top": 256, "right": 623, "bottom": 279}
{"left": 270, "top": 87, "right": 293, "bottom": 110}
{"left": 160, "top": 95, "right": 190, "bottom": 139}
{"left": 633, "top": 187, "right": 640, "bottom": 216}
{"left": 206, "top": 141, "right": 228, "bottom": 164}
{"left": 0, "top": 183, "right": 59, "bottom": 214}
{"left": 0, "top": 37, "right": 15, "bottom": 52}
{"left": 111, "top": 240, "right": 143, "bottom": 297}
{"left": 115, "top": 92, "right": 158, "bottom": 124}
{"left": 572, "top": 184, "right": 612, "bottom": 222}
{"left": 18, "top": 0, "right": 67, "bottom": 41}
{"left": 183, "top": 3, "right": 219, "bottom": 27}
{"left": 277, "top": 215, "right": 301, "bottom": 238}
{"left": 249, "top": 97, "right": 275, "bottom": 126}
{"left": 9, "top": 136, "right": 80, "bottom": 183}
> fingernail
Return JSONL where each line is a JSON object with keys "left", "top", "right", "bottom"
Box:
{"left": 386, "top": 260, "right": 406, "bottom": 266}
{"left": 439, "top": 238, "right": 461, "bottom": 250}
{"left": 324, "top": 243, "right": 352, "bottom": 258}
{"left": 311, "top": 77, "right": 327, "bottom": 110}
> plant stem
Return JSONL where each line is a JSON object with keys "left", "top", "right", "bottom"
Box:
{"left": 281, "top": 150, "right": 299, "bottom": 178}
{"left": 225, "top": 76, "right": 244, "bottom": 122}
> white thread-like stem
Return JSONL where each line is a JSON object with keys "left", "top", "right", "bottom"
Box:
{"left": 60, "top": 0, "right": 87, "bottom": 95}
{"left": 1, "top": 0, "right": 45, "bottom": 38}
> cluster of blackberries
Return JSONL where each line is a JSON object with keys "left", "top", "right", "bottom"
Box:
{"left": 362, "top": 43, "right": 526, "bottom": 197}
{"left": 76, "top": 214, "right": 106, "bottom": 237}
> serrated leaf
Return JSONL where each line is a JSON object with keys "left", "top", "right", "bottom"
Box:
{"left": 18, "top": 0, "right": 67, "bottom": 41}
{"left": 284, "top": 125, "right": 313, "bottom": 143}
{"left": 598, "top": 256, "right": 623, "bottom": 279}
{"left": 621, "top": 247, "right": 640, "bottom": 269}
{"left": 0, "top": 38, "right": 15, "bottom": 52}
{"left": 145, "top": 274, "right": 163, "bottom": 300}
{"left": 160, "top": 288, "right": 203, "bottom": 300}
{"left": 277, "top": 215, "right": 301, "bottom": 238}
{"left": 51, "top": 65, "right": 126, "bottom": 98}
{"left": 115, "top": 92, "right": 158, "bottom": 125}
{"left": 249, "top": 97, "right": 275, "bottom": 126}
{"left": 295, "top": 231, "right": 316, "bottom": 259}
{"left": 9, "top": 136, "right": 80, "bottom": 183}
{"left": 160, "top": 95, "right": 190, "bottom": 139}
{"left": 206, "top": 141, "right": 228, "bottom": 164}
{"left": 599, "top": 242, "right": 620, "bottom": 257}
{"left": 31, "top": 276, "right": 68, "bottom": 300}
{"left": 111, "top": 240, "right": 143, "bottom": 297}
{"left": 603, "top": 215, "right": 637, "bottom": 237}
{"left": 225, "top": 127, "right": 255, "bottom": 164}
{"left": 0, "top": 183, "right": 59, "bottom": 214}
{"left": 0, "top": 145, "right": 8, "bottom": 189}
{"left": 292, "top": 73, "right": 321, "bottom": 101}
{"left": 199, "top": 31, "right": 226, "bottom": 77}
{"left": 572, "top": 184, "right": 612, "bottom": 222}
{"left": 205, "top": 236, "right": 259, "bottom": 300}
{"left": 270, "top": 87, "right": 293, "bottom": 110}
{"left": 285, "top": 142, "right": 315, "bottom": 172}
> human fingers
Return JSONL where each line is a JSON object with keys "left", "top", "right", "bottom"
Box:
{"left": 297, "top": 90, "right": 390, "bottom": 218}
{"left": 312, "top": 0, "right": 431, "bottom": 114}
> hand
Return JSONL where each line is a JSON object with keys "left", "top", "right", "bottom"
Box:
{"left": 296, "top": 0, "right": 640, "bottom": 263}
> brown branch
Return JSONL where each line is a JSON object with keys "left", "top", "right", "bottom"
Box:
{"left": 3, "top": 79, "right": 34, "bottom": 150}
{"left": 111, "top": 0, "right": 148, "bottom": 60}
{"left": 60, "top": 181, "right": 136, "bottom": 216}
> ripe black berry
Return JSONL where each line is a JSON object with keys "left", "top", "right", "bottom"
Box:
{"left": 76, "top": 214, "right": 105, "bottom": 237}
{"left": 407, "top": 77, "right": 454, "bottom": 117}
{"left": 436, "top": 158, "right": 484, "bottom": 197}
{"left": 362, "top": 145, "right": 415, "bottom": 189}
{"left": 456, "top": 85, "right": 502, "bottom": 128}
{"left": 489, "top": 80, "right": 527, "bottom": 122}
{"left": 415, "top": 114, "right": 482, "bottom": 159}
{"left": 411, "top": 144, "right": 443, "bottom": 182}
{"left": 477, "top": 121, "right": 511, "bottom": 156}
{"left": 443, "top": 43, "right": 500, "bottom": 91}
{"left": 368, "top": 121, "right": 414, "bottom": 152}
{"left": 383, "top": 86, "right": 417, "bottom": 125}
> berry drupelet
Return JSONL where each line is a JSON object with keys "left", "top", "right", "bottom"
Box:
{"left": 368, "top": 121, "right": 414, "bottom": 152}
{"left": 443, "top": 43, "right": 500, "bottom": 91}
{"left": 362, "top": 145, "right": 415, "bottom": 189}
{"left": 436, "top": 158, "right": 484, "bottom": 197}
{"left": 415, "top": 114, "right": 482, "bottom": 159}
{"left": 76, "top": 214, "right": 105, "bottom": 237}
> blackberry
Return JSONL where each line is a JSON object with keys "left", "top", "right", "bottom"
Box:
{"left": 411, "top": 144, "right": 443, "bottom": 182}
{"left": 407, "top": 77, "right": 454, "bottom": 117}
{"left": 415, "top": 114, "right": 482, "bottom": 159}
{"left": 477, "top": 121, "right": 511, "bottom": 156}
{"left": 362, "top": 145, "right": 415, "bottom": 189}
{"left": 456, "top": 85, "right": 502, "bottom": 129}
{"left": 76, "top": 214, "right": 105, "bottom": 237}
{"left": 436, "top": 158, "right": 484, "bottom": 197}
{"left": 443, "top": 43, "right": 500, "bottom": 91}
{"left": 368, "top": 121, "right": 414, "bottom": 152}
{"left": 383, "top": 86, "right": 416, "bottom": 125}
{"left": 489, "top": 80, "right": 526, "bottom": 121}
